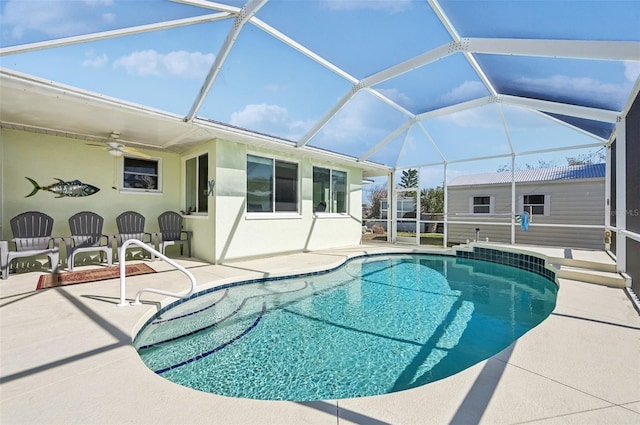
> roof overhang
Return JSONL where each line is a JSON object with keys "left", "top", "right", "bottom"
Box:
{"left": 0, "top": 68, "right": 390, "bottom": 177}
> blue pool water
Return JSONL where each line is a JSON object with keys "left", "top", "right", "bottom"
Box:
{"left": 134, "top": 254, "right": 557, "bottom": 401}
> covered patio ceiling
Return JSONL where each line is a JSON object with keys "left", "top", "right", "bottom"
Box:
{"left": 1, "top": 0, "right": 639, "bottom": 177}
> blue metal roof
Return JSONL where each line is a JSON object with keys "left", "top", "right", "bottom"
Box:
{"left": 448, "top": 163, "right": 606, "bottom": 187}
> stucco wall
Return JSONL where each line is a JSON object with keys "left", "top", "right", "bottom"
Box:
{"left": 1, "top": 128, "right": 182, "bottom": 260}
{"left": 179, "top": 142, "right": 217, "bottom": 263}
{"left": 447, "top": 179, "right": 605, "bottom": 249}
{"left": 1, "top": 129, "right": 366, "bottom": 266}
{"left": 213, "top": 140, "right": 363, "bottom": 262}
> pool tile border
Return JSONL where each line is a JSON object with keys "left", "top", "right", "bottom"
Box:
{"left": 456, "top": 247, "right": 556, "bottom": 282}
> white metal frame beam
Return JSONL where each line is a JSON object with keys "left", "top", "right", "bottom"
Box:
{"left": 394, "top": 125, "right": 414, "bottom": 169}
{"left": 417, "top": 96, "right": 493, "bottom": 120}
{"left": 498, "top": 95, "right": 620, "bottom": 123}
{"left": 358, "top": 120, "right": 413, "bottom": 162}
{"left": 173, "top": 0, "right": 242, "bottom": 14}
{"left": 428, "top": 0, "right": 498, "bottom": 97}
{"left": 0, "top": 13, "right": 232, "bottom": 56}
{"left": 360, "top": 43, "right": 455, "bottom": 88}
{"left": 415, "top": 95, "right": 618, "bottom": 123}
{"left": 297, "top": 29, "right": 633, "bottom": 150}
{"left": 297, "top": 86, "right": 360, "bottom": 148}
{"left": 250, "top": 17, "right": 358, "bottom": 84}
{"left": 466, "top": 38, "right": 640, "bottom": 61}
{"left": 416, "top": 121, "right": 448, "bottom": 163}
{"left": 397, "top": 141, "right": 604, "bottom": 171}
{"left": 185, "top": 0, "right": 267, "bottom": 122}
{"left": 365, "top": 91, "right": 613, "bottom": 171}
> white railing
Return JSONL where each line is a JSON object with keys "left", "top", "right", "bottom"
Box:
{"left": 117, "top": 239, "right": 197, "bottom": 307}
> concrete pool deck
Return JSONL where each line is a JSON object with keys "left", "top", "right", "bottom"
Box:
{"left": 1, "top": 243, "right": 639, "bottom": 425}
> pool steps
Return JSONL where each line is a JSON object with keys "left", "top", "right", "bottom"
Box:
{"left": 547, "top": 264, "right": 627, "bottom": 288}
{"left": 455, "top": 242, "right": 627, "bottom": 288}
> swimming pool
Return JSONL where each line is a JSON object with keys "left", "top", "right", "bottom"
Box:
{"left": 134, "top": 253, "right": 557, "bottom": 401}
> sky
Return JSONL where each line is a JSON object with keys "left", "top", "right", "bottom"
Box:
{"left": 1, "top": 0, "right": 639, "bottom": 188}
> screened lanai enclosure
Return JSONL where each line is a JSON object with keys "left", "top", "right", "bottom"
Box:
{"left": 1, "top": 1, "right": 639, "bottom": 294}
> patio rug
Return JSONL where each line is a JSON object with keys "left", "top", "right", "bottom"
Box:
{"left": 36, "top": 264, "right": 156, "bottom": 290}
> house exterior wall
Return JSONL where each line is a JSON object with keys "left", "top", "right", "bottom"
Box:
{"left": 212, "top": 139, "right": 363, "bottom": 263}
{"left": 447, "top": 179, "right": 605, "bottom": 249}
{"left": 179, "top": 142, "right": 217, "bottom": 263}
{"left": 1, "top": 128, "right": 182, "bottom": 262}
{"left": 1, "top": 129, "right": 366, "bottom": 266}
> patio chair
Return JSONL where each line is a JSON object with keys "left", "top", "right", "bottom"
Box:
{"left": 65, "top": 211, "right": 113, "bottom": 271}
{"left": 156, "top": 211, "right": 192, "bottom": 257}
{"left": 1, "top": 211, "right": 60, "bottom": 280}
{"left": 112, "top": 211, "right": 154, "bottom": 261}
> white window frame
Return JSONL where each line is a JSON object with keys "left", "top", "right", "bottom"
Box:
{"left": 184, "top": 152, "right": 209, "bottom": 215}
{"left": 120, "top": 156, "right": 162, "bottom": 194}
{"left": 469, "top": 195, "right": 495, "bottom": 215}
{"left": 246, "top": 153, "right": 301, "bottom": 219}
{"left": 313, "top": 166, "right": 348, "bottom": 216}
{"left": 519, "top": 193, "right": 550, "bottom": 216}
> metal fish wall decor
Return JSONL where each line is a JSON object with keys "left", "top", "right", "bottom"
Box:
{"left": 25, "top": 177, "right": 100, "bottom": 198}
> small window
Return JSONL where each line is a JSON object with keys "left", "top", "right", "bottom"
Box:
{"left": 313, "top": 167, "right": 347, "bottom": 213}
{"left": 185, "top": 153, "right": 208, "bottom": 213}
{"left": 472, "top": 196, "right": 492, "bottom": 214}
{"left": 122, "top": 157, "right": 160, "bottom": 191}
{"left": 523, "top": 194, "right": 546, "bottom": 215}
{"left": 247, "top": 154, "right": 298, "bottom": 213}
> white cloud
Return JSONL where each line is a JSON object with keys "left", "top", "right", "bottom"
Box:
{"left": 1, "top": 0, "right": 114, "bottom": 39}
{"left": 438, "top": 81, "right": 487, "bottom": 105}
{"left": 319, "top": 95, "right": 373, "bottom": 142}
{"left": 516, "top": 74, "right": 628, "bottom": 105}
{"left": 438, "top": 106, "right": 502, "bottom": 129}
{"left": 82, "top": 51, "right": 108, "bottom": 68}
{"left": 231, "top": 104, "right": 288, "bottom": 128}
{"left": 624, "top": 61, "right": 640, "bottom": 83}
{"left": 377, "top": 87, "right": 414, "bottom": 109}
{"left": 310, "top": 91, "right": 404, "bottom": 159}
{"left": 321, "top": 0, "right": 412, "bottom": 13}
{"left": 113, "top": 50, "right": 215, "bottom": 79}
{"left": 102, "top": 12, "right": 116, "bottom": 24}
{"left": 230, "top": 104, "right": 313, "bottom": 140}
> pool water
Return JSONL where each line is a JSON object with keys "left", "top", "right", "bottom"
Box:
{"left": 134, "top": 254, "right": 557, "bottom": 401}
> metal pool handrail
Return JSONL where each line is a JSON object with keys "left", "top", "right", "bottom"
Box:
{"left": 117, "top": 239, "right": 197, "bottom": 307}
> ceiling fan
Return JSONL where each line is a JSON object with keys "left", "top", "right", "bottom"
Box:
{"left": 88, "top": 131, "right": 151, "bottom": 159}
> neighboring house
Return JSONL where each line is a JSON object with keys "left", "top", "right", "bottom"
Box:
{"left": 446, "top": 164, "right": 606, "bottom": 249}
{"left": 1, "top": 128, "right": 387, "bottom": 265}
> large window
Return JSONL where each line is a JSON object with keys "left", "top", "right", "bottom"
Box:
{"left": 313, "top": 167, "right": 347, "bottom": 213}
{"left": 122, "top": 157, "right": 160, "bottom": 191}
{"left": 522, "top": 194, "right": 548, "bottom": 216}
{"left": 185, "top": 153, "right": 208, "bottom": 213}
{"left": 471, "top": 196, "right": 493, "bottom": 214}
{"left": 247, "top": 154, "right": 298, "bottom": 213}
